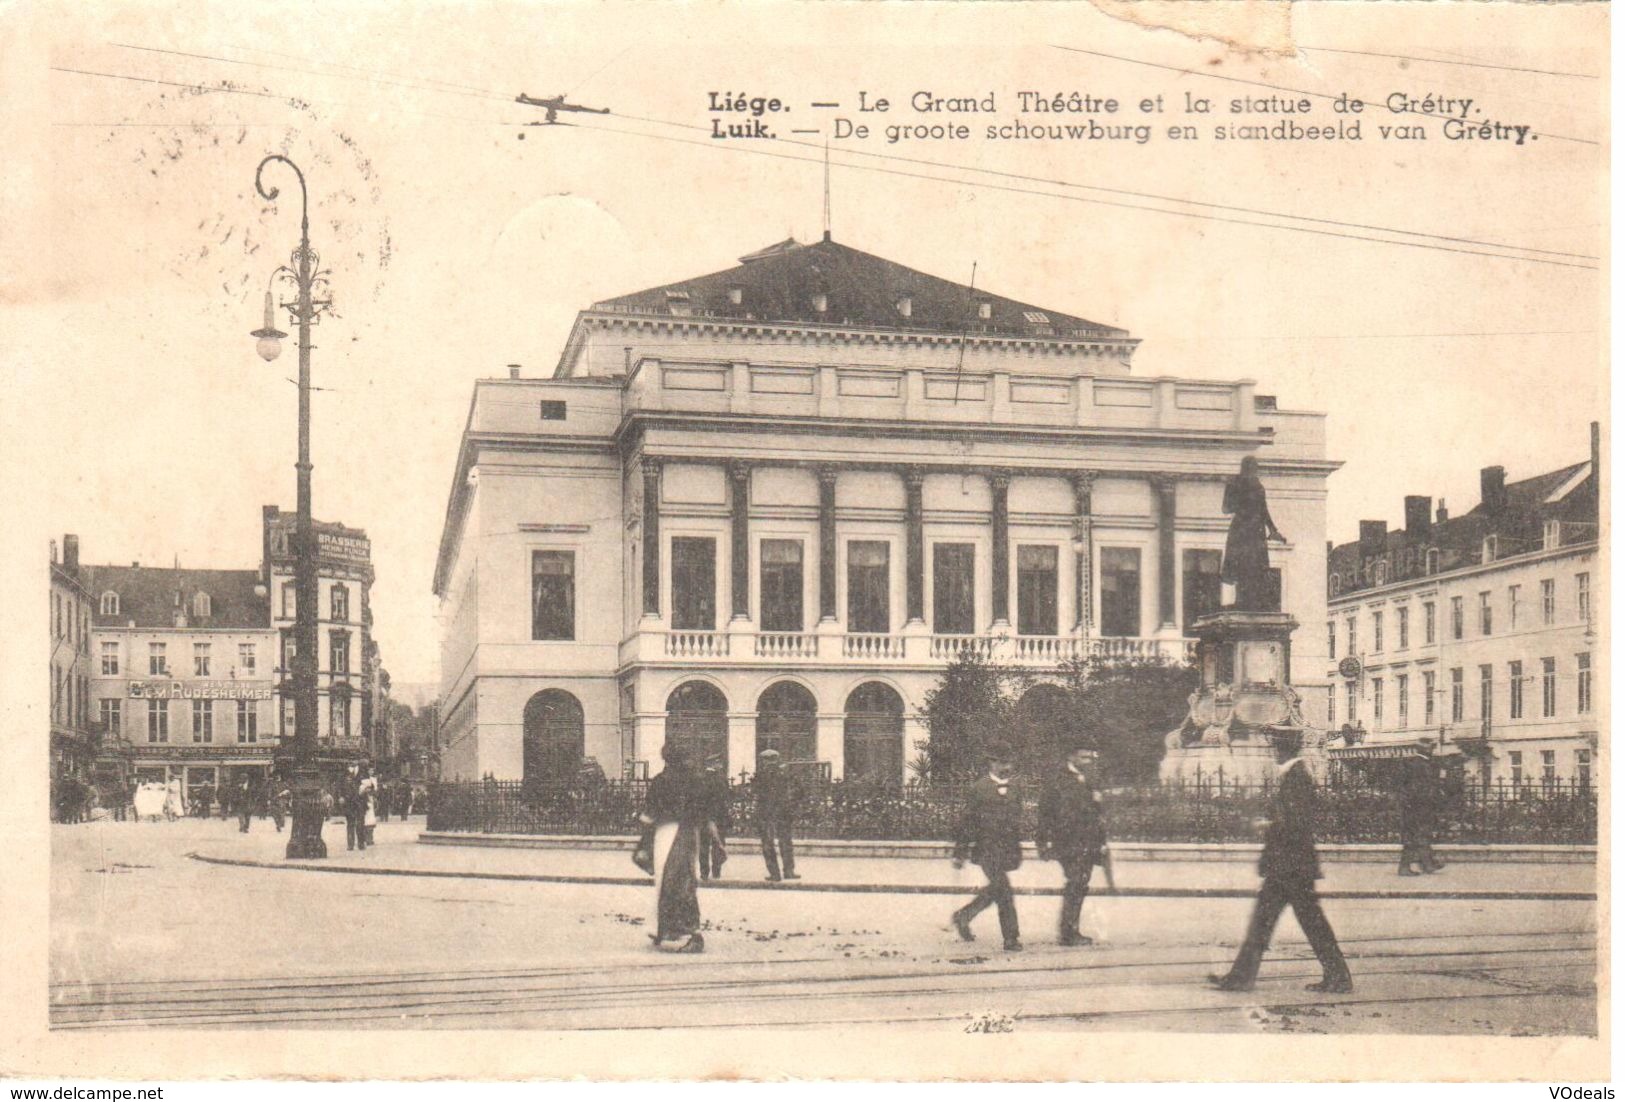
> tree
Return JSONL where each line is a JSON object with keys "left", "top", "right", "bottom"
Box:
{"left": 1054, "top": 654, "right": 1199, "bottom": 785}
{"left": 915, "top": 651, "right": 1032, "bottom": 782}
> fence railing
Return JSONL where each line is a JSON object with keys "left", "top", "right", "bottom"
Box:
{"left": 427, "top": 776, "right": 1597, "bottom": 846}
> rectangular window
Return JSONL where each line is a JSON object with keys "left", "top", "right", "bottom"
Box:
{"left": 846, "top": 541, "right": 890, "bottom": 633}
{"left": 331, "top": 693, "right": 350, "bottom": 738}
{"left": 1541, "top": 579, "right": 1556, "bottom": 625}
{"left": 192, "top": 699, "right": 212, "bottom": 743}
{"left": 1396, "top": 674, "right": 1409, "bottom": 728}
{"left": 1578, "top": 653, "right": 1592, "bottom": 714}
{"left": 1508, "top": 585, "right": 1520, "bottom": 629}
{"left": 1541, "top": 657, "right": 1556, "bottom": 718}
{"left": 1479, "top": 664, "right": 1493, "bottom": 724}
{"left": 1017, "top": 545, "right": 1060, "bottom": 636}
{"left": 1424, "top": 601, "right": 1436, "bottom": 645}
{"left": 531, "top": 550, "right": 577, "bottom": 640}
{"left": 1343, "top": 680, "right": 1357, "bottom": 724}
{"left": 1450, "top": 668, "right": 1464, "bottom": 723}
{"left": 1508, "top": 661, "right": 1524, "bottom": 719}
{"left": 1326, "top": 687, "right": 1336, "bottom": 725}
{"left": 147, "top": 698, "right": 168, "bottom": 743}
{"left": 331, "top": 585, "right": 349, "bottom": 622}
{"left": 100, "top": 641, "right": 119, "bottom": 676}
{"left": 759, "top": 539, "right": 805, "bottom": 633}
{"left": 281, "top": 631, "right": 297, "bottom": 671}
{"left": 539, "top": 400, "right": 567, "bottom": 420}
{"left": 193, "top": 643, "right": 211, "bottom": 677}
{"left": 1423, "top": 670, "right": 1436, "bottom": 727}
{"left": 932, "top": 543, "right": 977, "bottom": 635}
{"left": 330, "top": 632, "right": 351, "bottom": 675}
{"left": 1181, "top": 549, "right": 1223, "bottom": 633}
{"left": 1346, "top": 617, "right": 1357, "bottom": 656}
{"left": 239, "top": 643, "right": 256, "bottom": 675}
{"left": 148, "top": 642, "right": 167, "bottom": 676}
{"left": 1372, "top": 610, "right": 1384, "bottom": 653}
{"left": 99, "top": 697, "right": 120, "bottom": 735}
{"left": 1576, "top": 572, "right": 1591, "bottom": 623}
{"left": 670, "top": 538, "right": 717, "bottom": 631}
{"left": 1396, "top": 606, "right": 1409, "bottom": 650}
{"left": 281, "top": 582, "right": 296, "bottom": 619}
{"left": 1577, "top": 749, "right": 1592, "bottom": 787}
{"left": 1451, "top": 597, "right": 1464, "bottom": 640}
{"left": 236, "top": 699, "right": 257, "bottom": 743}
{"left": 1372, "top": 677, "right": 1384, "bottom": 727}
{"left": 281, "top": 697, "right": 296, "bottom": 737}
{"left": 1509, "top": 751, "right": 1523, "bottom": 786}
{"left": 1541, "top": 750, "right": 1557, "bottom": 786}
{"left": 1327, "top": 621, "right": 1336, "bottom": 660}
{"left": 1478, "top": 591, "right": 1492, "bottom": 636}
{"left": 1100, "top": 548, "right": 1141, "bottom": 638}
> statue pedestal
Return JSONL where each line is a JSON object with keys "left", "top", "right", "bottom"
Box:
{"left": 1158, "top": 610, "right": 1326, "bottom": 785}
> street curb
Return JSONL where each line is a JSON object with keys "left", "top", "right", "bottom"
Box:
{"left": 185, "top": 852, "right": 1597, "bottom": 902}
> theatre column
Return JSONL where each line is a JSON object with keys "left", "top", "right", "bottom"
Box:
{"left": 1071, "top": 470, "right": 1096, "bottom": 634}
{"left": 904, "top": 468, "right": 925, "bottom": 625}
{"left": 990, "top": 471, "right": 1011, "bottom": 630}
{"left": 818, "top": 467, "right": 838, "bottom": 623}
{"left": 729, "top": 461, "right": 751, "bottom": 623}
{"left": 1151, "top": 473, "right": 1178, "bottom": 632}
{"left": 641, "top": 457, "right": 661, "bottom": 620}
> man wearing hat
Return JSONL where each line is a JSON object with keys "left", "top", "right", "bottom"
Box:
{"left": 698, "top": 755, "right": 732, "bottom": 881}
{"left": 1210, "top": 727, "right": 1352, "bottom": 993}
{"left": 1037, "top": 745, "right": 1110, "bottom": 946}
{"left": 754, "top": 748, "right": 799, "bottom": 882}
{"left": 1397, "top": 737, "right": 1445, "bottom": 876}
{"left": 950, "top": 744, "right": 1025, "bottom": 952}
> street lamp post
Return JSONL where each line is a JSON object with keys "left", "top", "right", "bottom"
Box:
{"left": 251, "top": 154, "right": 332, "bottom": 860}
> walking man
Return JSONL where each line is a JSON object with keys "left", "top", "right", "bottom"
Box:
{"left": 951, "top": 745, "right": 1024, "bottom": 952}
{"left": 754, "top": 749, "right": 799, "bottom": 882}
{"left": 1037, "top": 745, "right": 1109, "bottom": 946}
{"left": 1398, "top": 738, "right": 1445, "bottom": 876}
{"left": 344, "top": 764, "right": 366, "bottom": 851}
{"left": 1210, "top": 728, "right": 1352, "bottom": 994}
{"left": 699, "top": 756, "right": 732, "bottom": 881}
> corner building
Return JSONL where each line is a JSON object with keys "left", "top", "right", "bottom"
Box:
{"left": 433, "top": 236, "right": 1338, "bottom": 783}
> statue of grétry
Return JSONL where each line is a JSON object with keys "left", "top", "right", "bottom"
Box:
{"left": 1221, "top": 455, "right": 1286, "bottom": 612}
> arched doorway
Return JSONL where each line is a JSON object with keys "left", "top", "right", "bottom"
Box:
{"left": 522, "top": 690, "right": 585, "bottom": 787}
{"left": 1014, "top": 683, "right": 1074, "bottom": 766}
{"left": 755, "top": 681, "right": 817, "bottom": 764}
{"left": 665, "top": 681, "right": 729, "bottom": 774}
{"left": 844, "top": 682, "right": 905, "bottom": 787}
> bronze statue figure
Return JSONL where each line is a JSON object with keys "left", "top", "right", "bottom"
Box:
{"left": 1221, "top": 455, "right": 1285, "bottom": 611}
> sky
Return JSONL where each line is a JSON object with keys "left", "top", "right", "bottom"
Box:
{"left": 7, "top": 0, "right": 1606, "bottom": 688}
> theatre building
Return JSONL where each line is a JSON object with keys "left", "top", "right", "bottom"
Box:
{"left": 85, "top": 563, "right": 279, "bottom": 801}
{"left": 433, "top": 235, "right": 1337, "bottom": 784}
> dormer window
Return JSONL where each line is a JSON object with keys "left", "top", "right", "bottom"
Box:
{"left": 727, "top": 286, "right": 743, "bottom": 306}
{"left": 1425, "top": 548, "right": 1441, "bottom": 575}
{"left": 664, "top": 289, "right": 691, "bottom": 317}
{"left": 1543, "top": 518, "right": 1561, "bottom": 550}
{"left": 1023, "top": 311, "right": 1049, "bottom": 325}
{"left": 812, "top": 292, "right": 828, "bottom": 314}
{"left": 1482, "top": 535, "right": 1498, "bottom": 563}
{"left": 896, "top": 296, "right": 913, "bottom": 318}
{"left": 100, "top": 592, "right": 119, "bottom": 616}
{"left": 193, "top": 592, "right": 211, "bottom": 619}
{"left": 1329, "top": 574, "right": 1341, "bottom": 596}
{"left": 977, "top": 301, "right": 992, "bottom": 320}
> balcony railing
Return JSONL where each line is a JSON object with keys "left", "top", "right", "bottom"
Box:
{"left": 754, "top": 631, "right": 819, "bottom": 659}
{"left": 634, "top": 629, "right": 1193, "bottom": 666}
{"left": 664, "top": 631, "right": 730, "bottom": 658}
{"left": 929, "top": 634, "right": 998, "bottom": 661}
{"left": 842, "top": 632, "right": 906, "bottom": 660}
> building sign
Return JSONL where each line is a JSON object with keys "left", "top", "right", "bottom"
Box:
{"left": 317, "top": 531, "right": 371, "bottom": 564}
{"left": 128, "top": 681, "right": 274, "bottom": 701}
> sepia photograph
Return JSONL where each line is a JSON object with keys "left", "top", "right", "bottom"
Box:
{"left": 2, "top": 0, "right": 1608, "bottom": 1085}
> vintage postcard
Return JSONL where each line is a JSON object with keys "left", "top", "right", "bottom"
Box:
{"left": 1, "top": 0, "right": 1608, "bottom": 1084}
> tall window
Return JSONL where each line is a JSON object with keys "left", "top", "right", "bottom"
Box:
{"left": 1508, "top": 661, "right": 1524, "bottom": 719}
{"left": 1424, "top": 601, "right": 1436, "bottom": 644}
{"left": 1478, "top": 591, "right": 1492, "bottom": 635}
{"left": 193, "top": 642, "right": 211, "bottom": 677}
{"left": 281, "top": 582, "right": 296, "bottom": 619}
{"left": 100, "top": 591, "right": 119, "bottom": 616}
{"left": 331, "top": 689, "right": 351, "bottom": 738}
{"left": 1345, "top": 617, "right": 1357, "bottom": 656}
{"left": 236, "top": 699, "right": 257, "bottom": 743}
{"left": 1423, "top": 670, "right": 1436, "bottom": 726}
{"left": 1100, "top": 548, "right": 1141, "bottom": 638}
{"left": 1450, "top": 668, "right": 1464, "bottom": 723}
{"left": 531, "top": 550, "right": 577, "bottom": 640}
{"left": 330, "top": 632, "right": 351, "bottom": 675}
{"left": 1541, "top": 657, "right": 1556, "bottom": 718}
{"left": 1576, "top": 572, "right": 1591, "bottom": 623}
{"left": 239, "top": 643, "right": 256, "bottom": 675}
{"left": 1450, "top": 597, "right": 1464, "bottom": 640}
{"left": 1509, "top": 751, "right": 1524, "bottom": 787}
{"left": 1577, "top": 749, "right": 1592, "bottom": 787}
{"left": 100, "top": 641, "right": 119, "bottom": 676}
{"left": 1577, "top": 653, "right": 1592, "bottom": 714}
{"left": 846, "top": 541, "right": 890, "bottom": 633}
{"left": 1372, "top": 677, "right": 1384, "bottom": 727}
{"left": 1541, "top": 750, "right": 1557, "bottom": 787}
{"left": 1541, "top": 578, "right": 1556, "bottom": 625}
{"left": 281, "top": 631, "right": 297, "bottom": 671}
{"left": 1181, "top": 549, "right": 1222, "bottom": 632}
{"left": 1479, "top": 664, "right": 1493, "bottom": 724}
{"left": 1372, "top": 610, "right": 1384, "bottom": 653}
{"left": 331, "top": 584, "right": 350, "bottom": 622}
{"left": 1396, "top": 606, "right": 1409, "bottom": 650}
{"left": 147, "top": 698, "right": 168, "bottom": 743}
{"left": 193, "top": 592, "right": 211, "bottom": 619}
{"left": 1326, "top": 689, "right": 1335, "bottom": 726}
{"left": 1396, "top": 674, "right": 1409, "bottom": 728}
{"left": 1345, "top": 680, "right": 1357, "bottom": 724}
{"left": 148, "top": 642, "right": 168, "bottom": 676}
{"left": 192, "top": 700, "right": 212, "bottom": 743}
{"left": 670, "top": 537, "right": 717, "bottom": 631}
{"left": 281, "top": 697, "right": 295, "bottom": 736}
{"left": 1508, "top": 585, "right": 1521, "bottom": 629}
{"left": 932, "top": 544, "right": 977, "bottom": 634}
{"left": 100, "top": 698, "right": 120, "bottom": 736}
{"left": 1327, "top": 622, "right": 1336, "bottom": 660}
{"left": 1017, "top": 545, "right": 1060, "bottom": 636}
{"left": 759, "top": 540, "right": 804, "bottom": 633}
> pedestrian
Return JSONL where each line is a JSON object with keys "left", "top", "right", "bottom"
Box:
{"left": 634, "top": 742, "right": 723, "bottom": 952}
{"left": 238, "top": 777, "right": 255, "bottom": 833}
{"left": 271, "top": 779, "right": 289, "bottom": 832}
{"left": 950, "top": 745, "right": 1025, "bottom": 952}
{"left": 698, "top": 755, "right": 731, "bottom": 881}
{"left": 1209, "top": 728, "right": 1353, "bottom": 994}
{"left": 1037, "top": 745, "right": 1110, "bottom": 946}
{"left": 1398, "top": 738, "right": 1445, "bottom": 876}
{"left": 360, "top": 768, "right": 379, "bottom": 846}
{"left": 344, "top": 765, "right": 366, "bottom": 851}
{"left": 163, "top": 776, "right": 186, "bottom": 821}
{"left": 754, "top": 749, "right": 800, "bottom": 882}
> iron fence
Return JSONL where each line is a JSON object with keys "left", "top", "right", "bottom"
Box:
{"left": 426, "top": 775, "right": 1596, "bottom": 846}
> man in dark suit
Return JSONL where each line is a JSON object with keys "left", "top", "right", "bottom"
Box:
{"left": 699, "top": 755, "right": 732, "bottom": 881}
{"left": 1210, "top": 729, "right": 1352, "bottom": 993}
{"left": 1398, "top": 738, "right": 1445, "bottom": 876}
{"left": 950, "top": 745, "right": 1025, "bottom": 952}
{"left": 1037, "top": 745, "right": 1109, "bottom": 946}
{"left": 754, "top": 749, "right": 799, "bottom": 881}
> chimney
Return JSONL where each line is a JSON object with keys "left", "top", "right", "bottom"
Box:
{"left": 1436, "top": 500, "right": 1449, "bottom": 523}
{"left": 1480, "top": 465, "right": 1507, "bottom": 514}
{"left": 1358, "top": 520, "right": 1387, "bottom": 555}
{"left": 507, "top": 364, "right": 521, "bottom": 379}
{"left": 131, "top": 561, "right": 140, "bottom": 569}
{"left": 1403, "top": 496, "right": 1431, "bottom": 537}
{"left": 49, "top": 539, "right": 57, "bottom": 565}
{"left": 63, "top": 535, "right": 79, "bottom": 572}
{"left": 1591, "top": 420, "right": 1600, "bottom": 486}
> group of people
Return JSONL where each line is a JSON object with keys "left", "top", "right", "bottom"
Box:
{"left": 630, "top": 725, "right": 1355, "bottom": 996}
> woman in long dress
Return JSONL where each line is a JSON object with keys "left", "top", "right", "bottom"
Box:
{"left": 360, "top": 772, "right": 379, "bottom": 845}
{"left": 162, "top": 777, "right": 187, "bottom": 821}
{"left": 637, "top": 743, "right": 723, "bottom": 952}
{"left": 1221, "top": 455, "right": 1286, "bottom": 611}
